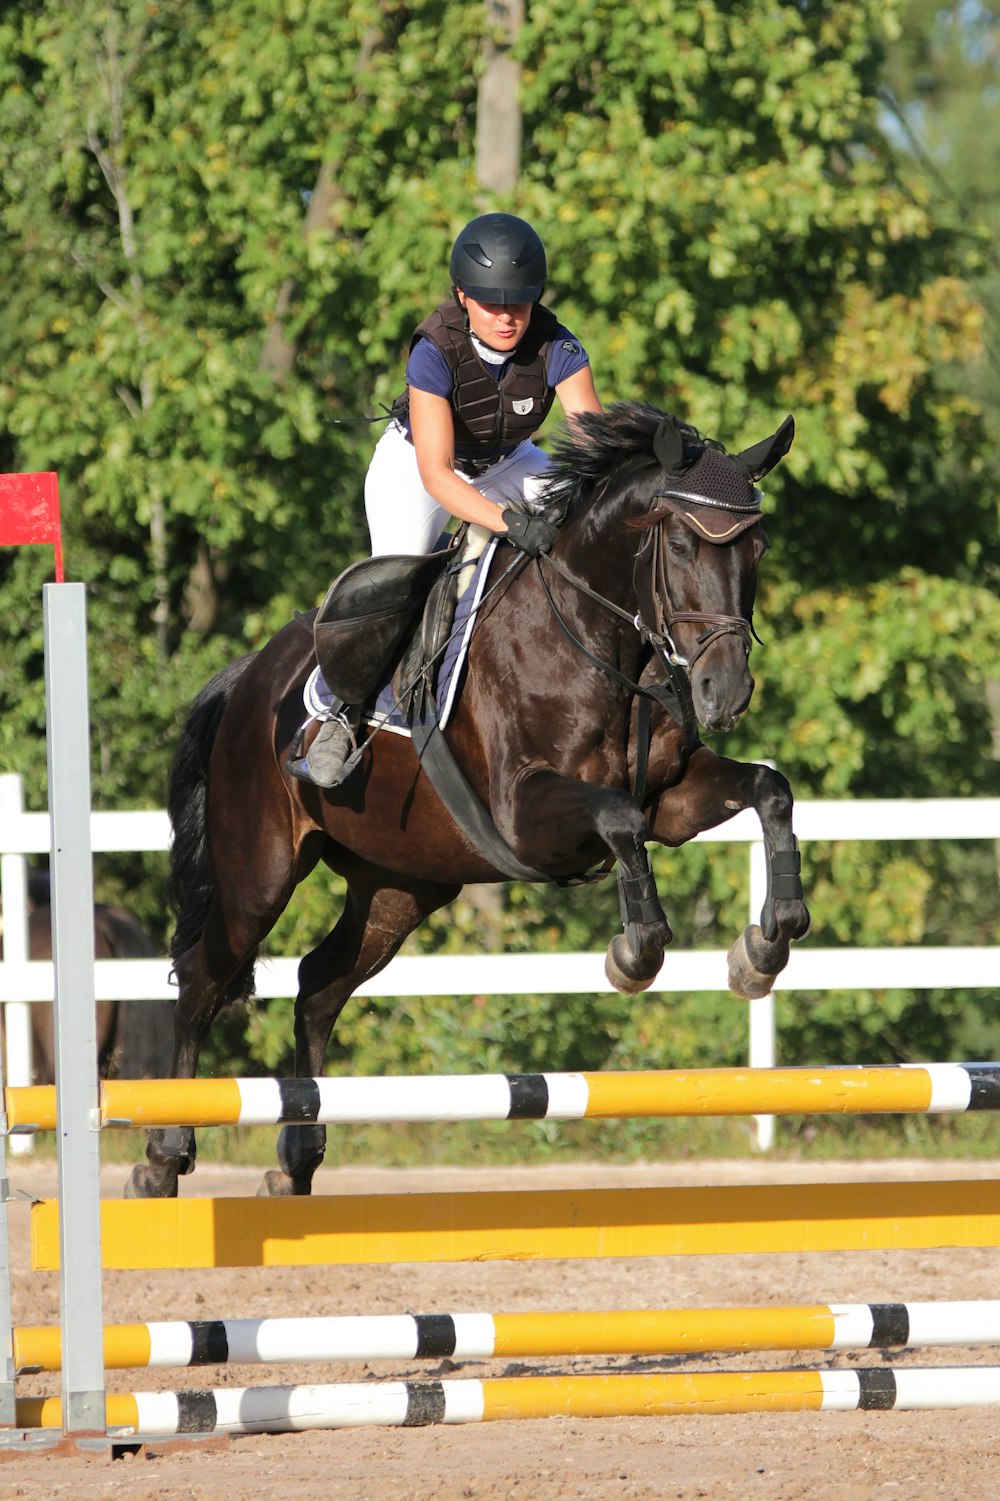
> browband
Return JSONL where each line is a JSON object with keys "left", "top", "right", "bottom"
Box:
{"left": 653, "top": 487, "right": 764, "bottom": 514}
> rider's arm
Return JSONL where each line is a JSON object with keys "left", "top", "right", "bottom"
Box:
{"left": 554, "top": 364, "right": 602, "bottom": 419}
{"left": 409, "top": 386, "right": 510, "bottom": 533}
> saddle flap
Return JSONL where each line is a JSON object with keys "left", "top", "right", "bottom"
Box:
{"left": 314, "top": 544, "right": 457, "bottom": 706}
{"left": 392, "top": 564, "right": 463, "bottom": 721}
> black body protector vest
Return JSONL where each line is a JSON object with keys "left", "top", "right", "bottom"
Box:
{"left": 395, "top": 300, "right": 560, "bottom": 463}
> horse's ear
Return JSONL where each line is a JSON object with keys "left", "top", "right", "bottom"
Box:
{"left": 735, "top": 415, "right": 795, "bottom": 481}
{"left": 653, "top": 415, "right": 686, "bottom": 473}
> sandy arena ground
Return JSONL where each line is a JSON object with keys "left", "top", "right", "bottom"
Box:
{"left": 2, "top": 1156, "right": 998, "bottom": 1500}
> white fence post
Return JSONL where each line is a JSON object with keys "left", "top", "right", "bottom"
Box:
{"left": 43, "top": 583, "right": 106, "bottom": 1436}
{"left": 0, "top": 775, "right": 34, "bottom": 1157}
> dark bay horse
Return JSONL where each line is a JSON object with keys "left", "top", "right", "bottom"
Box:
{"left": 1, "top": 870, "right": 173, "bottom": 1083}
{"left": 127, "top": 402, "right": 809, "bottom": 1199}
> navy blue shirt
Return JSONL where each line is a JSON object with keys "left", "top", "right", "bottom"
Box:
{"left": 406, "top": 324, "right": 591, "bottom": 405}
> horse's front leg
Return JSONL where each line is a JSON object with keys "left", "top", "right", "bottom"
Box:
{"left": 507, "top": 773, "right": 671, "bottom": 994}
{"left": 648, "top": 746, "right": 810, "bottom": 998}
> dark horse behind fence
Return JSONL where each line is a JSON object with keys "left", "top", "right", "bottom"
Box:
{"left": 127, "top": 401, "right": 810, "bottom": 1200}
{"left": 0, "top": 869, "right": 174, "bottom": 1083}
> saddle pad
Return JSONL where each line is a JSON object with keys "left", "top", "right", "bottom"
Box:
{"left": 302, "top": 537, "right": 499, "bottom": 736}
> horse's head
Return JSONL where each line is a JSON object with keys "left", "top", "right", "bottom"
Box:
{"left": 545, "top": 403, "right": 794, "bottom": 734}
{"left": 638, "top": 410, "right": 794, "bottom": 731}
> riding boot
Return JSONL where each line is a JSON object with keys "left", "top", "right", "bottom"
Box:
{"left": 286, "top": 706, "right": 362, "bottom": 787}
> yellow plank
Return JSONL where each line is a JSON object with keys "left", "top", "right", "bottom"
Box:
{"left": 100, "top": 1078, "right": 244, "bottom": 1127}
{"left": 13, "top": 1324, "right": 153, "bottom": 1373}
{"left": 492, "top": 1306, "right": 838, "bottom": 1356}
{"left": 30, "top": 1180, "right": 1000, "bottom": 1271}
{"left": 481, "top": 1370, "right": 827, "bottom": 1419}
{"left": 582, "top": 1068, "right": 934, "bottom": 1117}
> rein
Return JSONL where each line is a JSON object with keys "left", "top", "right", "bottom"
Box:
{"left": 535, "top": 551, "right": 692, "bottom": 728}
{"left": 533, "top": 482, "right": 761, "bottom": 725}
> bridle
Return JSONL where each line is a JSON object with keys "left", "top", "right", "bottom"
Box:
{"left": 637, "top": 489, "right": 763, "bottom": 671}
{"left": 533, "top": 485, "right": 764, "bottom": 727}
{"left": 534, "top": 546, "right": 692, "bottom": 727}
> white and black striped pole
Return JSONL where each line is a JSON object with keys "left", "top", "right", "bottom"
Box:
{"left": 43, "top": 582, "right": 106, "bottom": 1437}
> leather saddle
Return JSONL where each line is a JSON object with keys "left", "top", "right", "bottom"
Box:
{"left": 313, "top": 532, "right": 468, "bottom": 710}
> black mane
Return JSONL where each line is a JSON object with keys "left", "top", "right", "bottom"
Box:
{"left": 541, "top": 401, "right": 724, "bottom": 522}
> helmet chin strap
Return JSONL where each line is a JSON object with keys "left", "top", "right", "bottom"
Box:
{"left": 451, "top": 285, "right": 472, "bottom": 335}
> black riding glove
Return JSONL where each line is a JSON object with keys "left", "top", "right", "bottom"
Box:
{"left": 501, "top": 508, "right": 559, "bottom": 558}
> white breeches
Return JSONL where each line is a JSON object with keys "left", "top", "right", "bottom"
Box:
{"left": 364, "top": 421, "right": 553, "bottom": 556}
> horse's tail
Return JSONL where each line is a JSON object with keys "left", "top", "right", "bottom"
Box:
{"left": 167, "top": 653, "right": 256, "bottom": 971}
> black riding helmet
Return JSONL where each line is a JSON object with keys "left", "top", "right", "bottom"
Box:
{"left": 449, "top": 212, "right": 547, "bottom": 305}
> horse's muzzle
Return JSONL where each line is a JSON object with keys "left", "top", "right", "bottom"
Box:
{"left": 692, "top": 660, "right": 754, "bottom": 734}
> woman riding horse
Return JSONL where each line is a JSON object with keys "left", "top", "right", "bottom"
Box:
{"left": 127, "top": 401, "right": 809, "bottom": 1200}
{"left": 292, "top": 210, "right": 602, "bottom": 786}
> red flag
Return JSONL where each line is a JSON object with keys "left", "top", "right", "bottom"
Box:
{"left": 0, "top": 471, "right": 64, "bottom": 581}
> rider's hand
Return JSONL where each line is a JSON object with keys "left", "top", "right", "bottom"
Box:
{"left": 500, "top": 508, "right": 559, "bottom": 558}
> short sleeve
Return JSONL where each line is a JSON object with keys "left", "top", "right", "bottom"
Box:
{"left": 405, "top": 338, "right": 454, "bottom": 398}
{"left": 546, "top": 325, "right": 591, "bottom": 388}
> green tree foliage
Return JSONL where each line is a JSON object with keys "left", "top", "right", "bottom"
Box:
{"left": 1, "top": 1, "right": 996, "bottom": 1089}
{"left": 883, "top": 2, "right": 1000, "bottom": 421}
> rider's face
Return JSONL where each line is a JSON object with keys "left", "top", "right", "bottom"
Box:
{"left": 457, "top": 291, "right": 533, "bottom": 352}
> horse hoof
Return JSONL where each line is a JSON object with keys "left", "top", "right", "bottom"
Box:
{"left": 124, "top": 1164, "right": 178, "bottom": 1199}
{"left": 257, "top": 1168, "right": 314, "bottom": 1197}
{"left": 727, "top": 926, "right": 779, "bottom": 1000}
{"left": 604, "top": 935, "right": 658, "bottom": 994}
{"left": 257, "top": 1169, "right": 292, "bottom": 1197}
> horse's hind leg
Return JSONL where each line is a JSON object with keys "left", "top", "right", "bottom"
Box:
{"left": 125, "top": 831, "right": 311, "bottom": 1199}
{"left": 259, "top": 864, "right": 461, "bottom": 1197}
{"left": 648, "top": 746, "right": 810, "bottom": 998}
{"left": 124, "top": 912, "right": 263, "bottom": 1198}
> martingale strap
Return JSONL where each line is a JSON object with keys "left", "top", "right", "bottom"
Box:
{"left": 632, "top": 694, "right": 652, "bottom": 809}
{"left": 409, "top": 716, "right": 553, "bottom": 882}
{"left": 409, "top": 714, "right": 611, "bottom": 887}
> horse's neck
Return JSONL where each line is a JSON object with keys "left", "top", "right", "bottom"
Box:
{"left": 554, "top": 503, "right": 642, "bottom": 635}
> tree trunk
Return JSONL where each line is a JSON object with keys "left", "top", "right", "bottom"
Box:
{"left": 259, "top": 26, "right": 383, "bottom": 385}
{"left": 476, "top": 0, "right": 524, "bottom": 193}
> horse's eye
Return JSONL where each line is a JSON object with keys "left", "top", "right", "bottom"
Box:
{"left": 668, "top": 536, "right": 691, "bottom": 558}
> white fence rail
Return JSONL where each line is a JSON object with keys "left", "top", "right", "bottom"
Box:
{"left": 2, "top": 770, "right": 999, "bottom": 1153}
